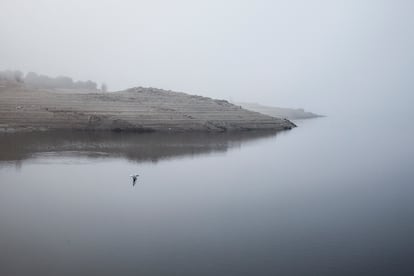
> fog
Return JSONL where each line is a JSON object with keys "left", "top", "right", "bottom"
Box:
{"left": 1, "top": 0, "right": 413, "bottom": 115}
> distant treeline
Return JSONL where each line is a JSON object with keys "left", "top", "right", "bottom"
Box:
{"left": 0, "top": 70, "right": 105, "bottom": 91}
{"left": 0, "top": 70, "right": 24, "bottom": 83}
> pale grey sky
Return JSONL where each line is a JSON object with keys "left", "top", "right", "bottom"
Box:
{"left": 1, "top": 0, "right": 413, "bottom": 115}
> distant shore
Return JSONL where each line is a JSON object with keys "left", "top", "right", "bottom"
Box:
{"left": 237, "top": 102, "right": 323, "bottom": 120}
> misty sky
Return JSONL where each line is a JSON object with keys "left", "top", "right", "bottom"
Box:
{"left": 1, "top": 0, "right": 413, "bottom": 115}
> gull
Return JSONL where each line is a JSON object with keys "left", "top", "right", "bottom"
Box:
{"left": 130, "top": 174, "right": 139, "bottom": 185}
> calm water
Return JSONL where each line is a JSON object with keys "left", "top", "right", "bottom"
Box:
{"left": 1, "top": 115, "right": 414, "bottom": 276}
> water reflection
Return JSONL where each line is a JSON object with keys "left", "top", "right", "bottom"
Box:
{"left": 1, "top": 116, "right": 413, "bottom": 276}
{"left": 0, "top": 130, "right": 280, "bottom": 165}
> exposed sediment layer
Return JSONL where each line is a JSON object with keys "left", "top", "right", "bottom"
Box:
{"left": 0, "top": 82, "right": 296, "bottom": 132}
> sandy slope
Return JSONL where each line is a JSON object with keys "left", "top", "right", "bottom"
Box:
{"left": 0, "top": 82, "right": 295, "bottom": 133}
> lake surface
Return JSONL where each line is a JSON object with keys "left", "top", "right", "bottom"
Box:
{"left": 1, "top": 115, "right": 413, "bottom": 276}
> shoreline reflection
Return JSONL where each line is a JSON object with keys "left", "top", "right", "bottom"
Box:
{"left": 0, "top": 130, "right": 281, "bottom": 166}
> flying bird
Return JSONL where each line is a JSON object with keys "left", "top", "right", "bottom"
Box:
{"left": 130, "top": 174, "right": 139, "bottom": 186}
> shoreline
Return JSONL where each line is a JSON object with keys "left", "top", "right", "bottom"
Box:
{"left": 0, "top": 83, "right": 296, "bottom": 133}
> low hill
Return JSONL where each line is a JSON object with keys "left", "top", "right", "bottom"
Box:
{"left": 0, "top": 81, "right": 295, "bottom": 133}
{"left": 237, "top": 102, "right": 322, "bottom": 120}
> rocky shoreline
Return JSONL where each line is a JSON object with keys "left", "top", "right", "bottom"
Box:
{"left": 0, "top": 82, "right": 296, "bottom": 133}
